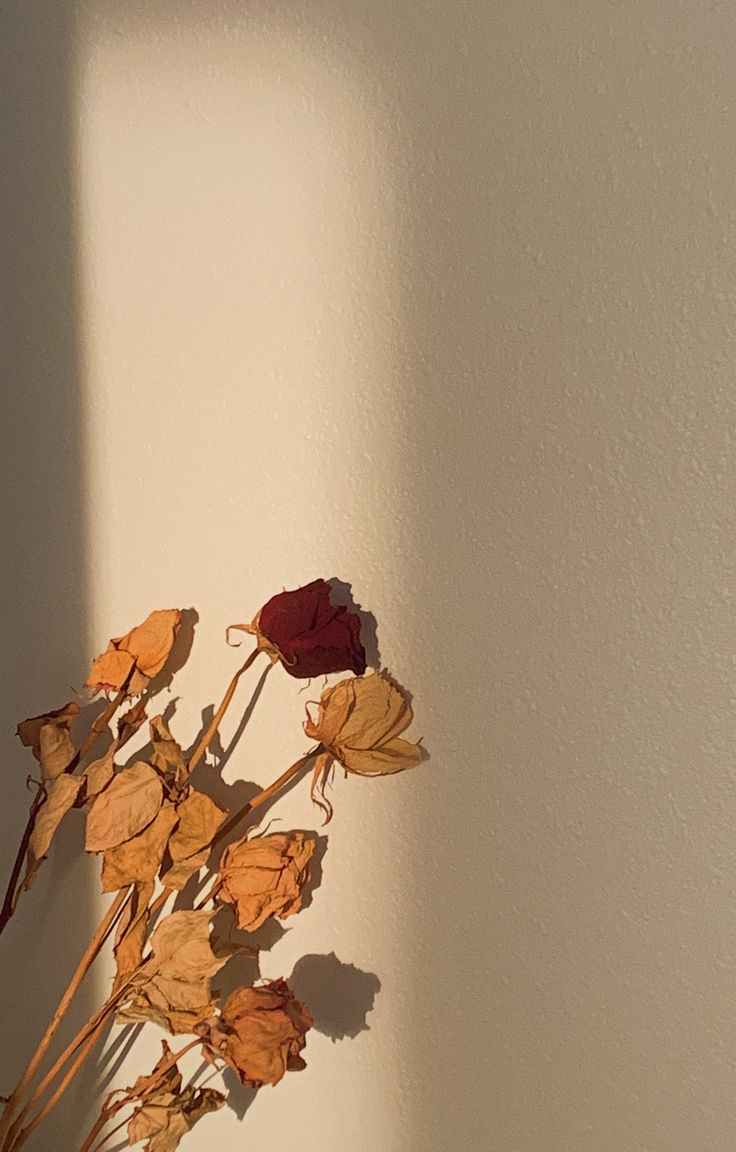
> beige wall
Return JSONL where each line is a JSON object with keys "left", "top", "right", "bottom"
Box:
{"left": 5, "top": 0, "right": 736, "bottom": 1148}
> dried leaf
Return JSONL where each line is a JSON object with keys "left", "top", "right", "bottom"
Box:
{"left": 16, "top": 702, "right": 80, "bottom": 780}
{"left": 304, "top": 671, "right": 423, "bottom": 777}
{"left": 118, "top": 699, "right": 149, "bottom": 745}
{"left": 149, "top": 716, "right": 189, "bottom": 796}
{"left": 205, "top": 979, "right": 313, "bottom": 1087}
{"left": 24, "top": 775, "right": 83, "bottom": 889}
{"left": 161, "top": 791, "right": 226, "bottom": 890}
{"left": 85, "top": 761, "right": 163, "bottom": 853}
{"left": 82, "top": 747, "right": 116, "bottom": 801}
{"left": 102, "top": 805, "right": 179, "bottom": 892}
{"left": 219, "top": 831, "right": 314, "bottom": 932}
{"left": 86, "top": 609, "right": 182, "bottom": 695}
{"left": 119, "top": 910, "right": 228, "bottom": 1035}
{"left": 127, "top": 1043, "right": 224, "bottom": 1152}
{"left": 128, "top": 1088, "right": 223, "bottom": 1152}
{"left": 113, "top": 881, "right": 154, "bottom": 990}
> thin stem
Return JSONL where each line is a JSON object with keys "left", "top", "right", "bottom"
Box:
{"left": 186, "top": 647, "right": 261, "bottom": 777}
{"left": 11, "top": 1017, "right": 107, "bottom": 1152}
{"left": 86, "top": 1111, "right": 130, "bottom": 1152}
{"left": 2, "top": 978, "right": 135, "bottom": 1152}
{"left": 0, "top": 684, "right": 130, "bottom": 935}
{"left": 0, "top": 888, "right": 131, "bottom": 1145}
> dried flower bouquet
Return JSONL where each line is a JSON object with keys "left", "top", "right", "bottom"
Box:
{"left": 0, "top": 580, "right": 423, "bottom": 1152}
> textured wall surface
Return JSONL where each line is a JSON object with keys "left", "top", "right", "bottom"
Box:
{"left": 5, "top": 0, "right": 736, "bottom": 1149}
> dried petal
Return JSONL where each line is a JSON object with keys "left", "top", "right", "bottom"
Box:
{"left": 219, "top": 832, "right": 315, "bottom": 932}
{"left": 86, "top": 609, "right": 182, "bottom": 695}
{"left": 85, "top": 761, "right": 163, "bottom": 852}
{"left": 304, "top": 672, "right": 423, "bottom": 777}
{"left": 161, "top": 791, "right": 226, "bottom": 890}
{"left": 206, "top": 979, "right": 313, "bottom": 1086}
{"left": 23, "top": 775, "right": 83, "bottom": 889}
{"left": 238, "top": 579, "right": 366, "bottom": 679}
{"left": 102, "top": 804, "right": 179, "bottom": 891}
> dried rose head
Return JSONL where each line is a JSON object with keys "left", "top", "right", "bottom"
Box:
{"left": 305, "top": 670, "right": 423, "bottom": 776}
{"left": 241, "top": 579, "right": 366, "bottom": 679}
{"left": 206, "top": 980, "right": 313, "bottom": 1087}
{"left": 218, "top": 831, "right": 315, "bottom": 932}
{"left": 86, "top": 609, "right": 183, "bottom": 695}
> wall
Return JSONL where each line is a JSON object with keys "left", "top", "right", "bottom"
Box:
{"left": 5, "top": 0, "right": 736, "bottom": 1149}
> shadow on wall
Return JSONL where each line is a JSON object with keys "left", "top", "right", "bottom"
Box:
{"left": 0, "top": 2, "right": 97, "bottom": 1147}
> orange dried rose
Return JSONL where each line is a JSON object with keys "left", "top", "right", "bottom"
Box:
{"left": 86, "top": 609, "right": 182, "bottom": 695}
{"left": 304, "top": 671, "right": 423, "bottom": 776}
{"left": 206, "top": 980, "right": 313, "bottom": 1087}
{"left": 218, "top": 831, "right": 315, "bottom": 932}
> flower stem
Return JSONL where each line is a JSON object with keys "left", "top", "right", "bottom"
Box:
{"left": 187, "top": 647, "right": 262, "bottom": 777}
{"left": 0, "top": 889, "right": 131, "bottom": 1151}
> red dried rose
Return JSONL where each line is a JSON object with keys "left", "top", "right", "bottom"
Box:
{"left": 238, "top": 580, "right": 366, "bottom": 679}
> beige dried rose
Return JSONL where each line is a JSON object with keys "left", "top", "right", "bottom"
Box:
{"left": 218, "top": 831, "right": 315, "bottom": 932}
{"left": 304, "top": 671, "right": 423, "bottom": 776}
{"left": 205, "top": 979, "right": 313, "bottom": 1087}
{"left": 86, "top": 609, "right": 182, "bottom": 695}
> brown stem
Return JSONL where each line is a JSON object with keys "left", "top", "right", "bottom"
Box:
{"left": 11, "top": 1017, "right": 108, "bottom": 1152}
{"left": 0, "top": 683, "right": 130, "bottom": 936}
{"left": 186, "top": 647, "right": 261, "bottom": 777}
{"left": 2, "top": 975, "right": 136, "bottom": 1152}
{"left": 0, "top": 888, "right": 131, "bottom": 1147}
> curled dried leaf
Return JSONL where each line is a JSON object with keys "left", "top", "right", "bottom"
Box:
{"left": 16, "top": 702, "right": 80, "bottom": 781}
{"left": 86, "top": 609, "right": 182, "bottom": 695}
{"left": 304, "top": 671, "right": 423, "bottom": 777}
{"left": 81, "top": 747, "right": 116, "bottom": 802}
{"left": 149, "top": 716, "right": 189, "bottom": 797}
{"left": 113, "top": 880, "right": 155, "bottom": 991}
{"left": 23, "top": 775, "right": 83, "bottom": 889}
{"left": 127, "top": 1043, "right": 224, "bottom": 1152}
{"left": 85, "top": 761, "right": 163, "bottom": 853}
{"left": 161, "top": 791, "right": 227, "bottom": 890}
{"left": 218, "top": 831, "right": 315, "bottom": 932}
{"left": 204, "top": 979, "right": 313, "bottom": 1087}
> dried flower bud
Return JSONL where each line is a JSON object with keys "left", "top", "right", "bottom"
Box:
{"left": 236, "top": 579, "right": 366, "bottom": 679}
{"left": 218, "top": 831, "right": 315, "bottom": 932}
{"left": 86, "top": 609, "right": 182, "bottom": 695}
{"left": 207, "top": 980, "right": 313, "bottom": 1087}
{"left": 305, "top": 671, "right": 423, "bottom": 776}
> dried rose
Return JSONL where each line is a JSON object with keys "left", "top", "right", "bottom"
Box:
{"left": 218, "top": 831, "right": 315, "bottom": 932}
{"left": 86, "top": 609, "right": 182, "bottom": 695}
{"left": 305, "top": 671, "right": 423, "bottom": 776}
{"left": 234, "top": 579, "right": 366, "bottom": 679}
{"left": 206, "top": 980, "right": 313, "bottom": 1087}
